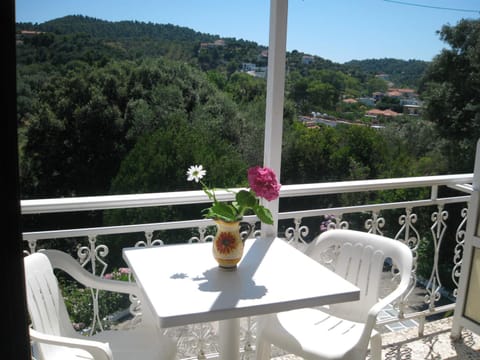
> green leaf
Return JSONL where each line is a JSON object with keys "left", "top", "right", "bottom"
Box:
{"left": 209, "top": 202, "right": 239, "bottom": 222}
{"left": 236, "top": 190, "right": 256, "bottom": 208}
{"left": 253, "top": 204, "right": 274, "bottom": 225}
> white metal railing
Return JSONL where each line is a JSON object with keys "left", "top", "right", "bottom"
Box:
{"left": 21, "top": 173, "right": 473, "bottom": 214}
{"left": 21, "top": 173, "right": 474, "bottom": 359}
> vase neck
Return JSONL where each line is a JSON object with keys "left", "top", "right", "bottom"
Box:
{"left": 214, "top": 219, "right": 240, "bottom": 226}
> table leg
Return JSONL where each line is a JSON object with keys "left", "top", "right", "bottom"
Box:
{"left": 218, "top": 318, "right": 240, "bottom": 360}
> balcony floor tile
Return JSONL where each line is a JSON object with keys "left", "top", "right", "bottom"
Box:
{"left": 271, "top": 317, "right": 480, "bottom": 360}
{"left": 381, "top": 317, "right": 480, "bottom": 359}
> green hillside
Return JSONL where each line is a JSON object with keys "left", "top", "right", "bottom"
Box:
{"left": 17, "top": 15, "right": 427, "bottom": 86}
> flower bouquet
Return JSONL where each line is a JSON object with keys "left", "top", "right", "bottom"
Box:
{"left": 186, "top": 164, "right": 281, "bottom": 269}
{"left": 186, "top": 164, "right": 281, "bottom": 225}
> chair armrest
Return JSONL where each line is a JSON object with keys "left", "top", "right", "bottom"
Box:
{"left": 357, "top": 284, "right": 410, "bottom": 347}
{"left": 29, "top": 327, "right": 113, "bottom": 360}
{"left": 361, "top": 285, "right": 409, "bottom": 341}
{"left": 366, "top": 270, "right": 411, "bottom": 323}
{"left": 39, "top": 249, "right": 140, "bottom": 296}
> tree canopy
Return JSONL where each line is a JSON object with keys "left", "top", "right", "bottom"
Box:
{"left": 17, "top": 15, "right": 465, "bottom": 232}
{"left": 420, "top": 19, "right": 480, "bottom": 172}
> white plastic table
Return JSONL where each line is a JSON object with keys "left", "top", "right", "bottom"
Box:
{"left": 123, "top": 237, "right": 360, "bottom": 360}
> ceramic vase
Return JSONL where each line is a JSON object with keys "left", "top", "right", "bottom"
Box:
{"left": 212, "top": 219, "right": 244, "bottom": 270}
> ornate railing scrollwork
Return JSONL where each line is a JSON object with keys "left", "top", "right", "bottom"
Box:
{"left": 135, "top": 230, "right": 165, "bottom": 247}
{"left": 316, "top": 213, "right": 348, "bottom": 233}
{"left": 189, "top": 225, "right": 210, "bottom": 243}
{"left": 425, "top": 206, "right": 448, "bottom": 310}
{"left": 395, "top": 208, "right": 420, "bottom": 316}
{"left": 285, "top": 217, "right": 309, "bottom": 250}
{"left": 452, "top": 207, "right": 468, "bottom": 297}
{"left": 77, "top": 235, "right": 110, "bottom": 334}
{"left": 27, "top": 238, "right": 37, "bottom": 255}
{"left": 365, "top": 211, "right": 385, "bottom": 235}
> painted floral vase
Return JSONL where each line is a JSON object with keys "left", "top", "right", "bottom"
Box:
{"left": 212, "top": 219, "right": 244, "bottom": 270}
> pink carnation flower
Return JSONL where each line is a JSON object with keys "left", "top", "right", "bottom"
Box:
{"left": 248, "top": 166, "right": 281, "bottom": 201}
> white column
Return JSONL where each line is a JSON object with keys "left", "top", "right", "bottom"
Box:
{"left": 263, "top": 0, "right": 288, "bottom": 238}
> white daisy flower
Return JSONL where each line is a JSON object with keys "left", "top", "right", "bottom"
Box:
{"left": 186, "top": 165, "right": 206, "bottom": 183}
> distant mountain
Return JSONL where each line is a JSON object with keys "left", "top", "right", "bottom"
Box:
{"left": 16, "top": 15, "right": 220, "bottom": 63}
{"left": 19, "top": 15, "right": 217, "bottom": 43}
{"left": 16, "top": 15, "right": 266, "bottom": 69}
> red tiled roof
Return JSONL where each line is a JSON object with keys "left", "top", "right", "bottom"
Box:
{"left": 366, "top": 109, "right": 400, "bottom": 117}
{"left": 387, "top": 90, "right": 402, "bottom": 97}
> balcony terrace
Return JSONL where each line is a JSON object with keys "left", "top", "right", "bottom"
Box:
{"left": 21, "top": 173, "right": 480, "bottom": 359}
{"left": 10, "top": 1, "right": 480, "bottom": 358}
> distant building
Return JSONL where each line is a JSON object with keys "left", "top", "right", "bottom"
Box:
{"left": 366, "top": 109, "right": 401, "bottom": 118}
{"left": 397, "top": 88, "right": 416, "bottom": 97}
{"left": 302, "top": 55, "right": 314, "bottom": 65}
{"left": 372, "top": 92, "right": 384, "bottom": 102}
{"left": 358, "top": 97, "right": 376, "bottom": 107}
{"left": 16, "top": 29, "right": 46, "bottom": 45}
{"left": 253, "top": 67, "right": 267, "bottom": 78}
{"left": 199, "top": 39, "right": 226, "bottom": 50}
{"left": 19, "top": 30, "right": 44, "bottom": 36}
{"left": 403, "top": 104, "right": 422, "bottom": 116}
{"left": 386, "top": 90, "right": 402, "bottom": 98}
{"left": 242, "top": 63, "right": 257, "bottom": 72}
{"left": 241, "top": 63, "right": 267, "bottom": 78}
{"left": 213, "top": 39, "right": 225, "bottom": 46}
{"left": 388, "top": 88, "right": 417, "bottom": 98}
{"left": 375, "top": 73, "right": 389, "bottom": 81}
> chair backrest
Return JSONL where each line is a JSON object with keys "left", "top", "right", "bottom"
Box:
{"left": 24, "top": 251, "right": 79, "bottom": 358}
{"left": 305, "top": 229, "right": 413, "bottom": 323}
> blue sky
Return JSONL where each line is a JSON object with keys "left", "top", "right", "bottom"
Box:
{"left": 15, "top": 0, "right": 480, "bottom": 63}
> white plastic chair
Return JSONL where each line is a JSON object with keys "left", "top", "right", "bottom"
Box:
{"left": 255, "top": 229, "right": 413, "bottom": 360}
{"left": 24, "top": 249, "right": 177, "bottom": 360}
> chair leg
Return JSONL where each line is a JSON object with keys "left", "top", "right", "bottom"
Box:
{"left": 255, "top": 337, "right": 272, "bottom": 360}
{"left": 369, "top": 332, "right": 382, "bottom": 360}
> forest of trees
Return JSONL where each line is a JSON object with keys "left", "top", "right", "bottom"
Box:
{"left": 16, "top": 16, "right": 480, "bottom": 233}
